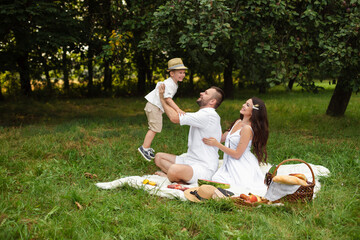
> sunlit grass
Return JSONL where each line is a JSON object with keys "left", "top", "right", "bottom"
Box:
{"left": 0, "top": 90, "right": 359, "bottom": 239}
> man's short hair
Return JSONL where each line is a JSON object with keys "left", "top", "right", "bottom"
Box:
{"left": 210, "top": 86, "right": 225, "bottom": 109}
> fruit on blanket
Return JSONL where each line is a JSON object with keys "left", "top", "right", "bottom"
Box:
{"left": 248, "top": 193, "right": 262, "bottom": 202}
{"left": 148, "top": 181, "right": 157, "bottom": 186}
{"left": 143, "top": 179, "right": 149, "bottom": 184}
{"left": 198, "top": 179, "right": 230, "bottom": 189}
{"left": 240, "top": 194, "right": 250, "bottom": 201}
{"left": 167, "top": 184, "right": 189, "bottom": 191}
{"left": 249, "top": 194, "right": 258, "bottom": 203}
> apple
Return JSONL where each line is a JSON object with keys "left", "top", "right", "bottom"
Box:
{"left": 249, "top": 195, "right": 258, "bottom": 203}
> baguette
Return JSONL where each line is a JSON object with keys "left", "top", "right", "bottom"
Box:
{"left": 289, "top": 173, "right": 307, "bottom": 182}
{"left": 272, "top": 175, "right": 308, "bottom": 186}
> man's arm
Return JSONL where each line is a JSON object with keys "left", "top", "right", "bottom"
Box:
{"left": 159, "top": 84, "right": 180, "bottom": 124}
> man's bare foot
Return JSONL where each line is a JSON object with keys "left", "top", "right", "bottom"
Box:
{"left": 175, "top": 180, "right": 188, "bottom": 185}
{"left": 154, "top": 171, "right": 167, "bottom": 177}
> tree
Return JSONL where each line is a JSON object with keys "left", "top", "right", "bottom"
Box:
{"left": 0, "top": 0, "right": 81, "bottom": 97}
{"left": 143, "top": 0, "right": 232, "bottom": 94}
{"left": 318, "top": 1, "right": 360, "bottom": 116}
{"left": 120, "top": 0, "right": 164, "bottom": 96}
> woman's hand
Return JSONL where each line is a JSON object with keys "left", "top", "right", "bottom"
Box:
{"left": 202, "top": 137, "right": 218, "bottom": 146}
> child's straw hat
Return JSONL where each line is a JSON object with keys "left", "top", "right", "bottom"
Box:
{"left": 167, "top": 58, "right": 188, "bottom": 72}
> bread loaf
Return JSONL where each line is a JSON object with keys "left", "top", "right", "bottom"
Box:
{"left": 272, "top": 175, "right": 308, "bottom": 186}
{"left": 289, "top": 173, "right": 307, "bottom": 182}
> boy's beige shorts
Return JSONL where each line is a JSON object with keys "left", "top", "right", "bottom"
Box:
{"left": 144, "top": 102, "right": 163, "bottom": 133}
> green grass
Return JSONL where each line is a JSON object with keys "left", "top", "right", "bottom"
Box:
{"left": 0, "top": 89, "right": 359, "bottom": 239}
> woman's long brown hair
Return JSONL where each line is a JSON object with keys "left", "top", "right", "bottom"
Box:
{"left": 226, "top": 97, "right": 269, "bottom": 164}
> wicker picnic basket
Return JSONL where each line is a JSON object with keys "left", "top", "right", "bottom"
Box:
{"left": 265, "top": 159, "right": 315, "bottom": 203}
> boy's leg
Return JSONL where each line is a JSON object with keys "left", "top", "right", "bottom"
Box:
{"left": 138, "top": 102, "right": 162, "bottom": 161}
{"left": 142, "top": 130, "right": 156, "bottom": 148}
{"left": 138, "top": 130, "right": 156, "bottom": 161}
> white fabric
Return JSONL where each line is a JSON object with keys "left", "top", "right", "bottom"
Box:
{"left": 178, "top": 107, "right": 222, "bottom": 176}
{"left": 176, "top": 153, "right": 214, "bottom": 184}
{"left": 96, "top": 175, "right": 193, "bottom": 201}
{"left": 95, "top": 162, "right": 330, "bottom": 201}
{"left": 144, "top": 78, "right": 178, "bottom": 112}
{"left": 212, "top": 125, "right": 266, "bottom": 196}
{"left": 264, "top": 182, "right": 301, "bottom": 201}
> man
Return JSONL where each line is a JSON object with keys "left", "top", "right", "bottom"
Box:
{"left": 154, "top": 84, "right": 224, "bottom": 184}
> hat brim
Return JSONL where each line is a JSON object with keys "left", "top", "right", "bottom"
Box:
{"left": 184, "top": 187, "right": 201, "bottom": 202}
{"left": 167, "top": 67, "right": 188, "bottom": 72}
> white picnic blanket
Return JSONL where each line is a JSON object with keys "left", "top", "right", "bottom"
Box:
{"left": 95, "top": 162, "right": 330, "bottom": 201}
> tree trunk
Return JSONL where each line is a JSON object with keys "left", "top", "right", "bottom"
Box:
{"left": 102, "top": 0, "right": 113, "bottom": 95}
{"left": 87, "top": 46, "right": 94, "bottom": 97}
{"left": 288, "top": 77, "right": 295, "bottom": 90}
{"left": 103, "top": 59, "right": 112, "bottom": 93}
{"left": 224, "top": 58, "right": 234, "bottom": 99}
{"left": 0, "top": 81, "right": 4, "bottom": 101}
{"left": 145, "top": 52, "right": 152, "bottom": 89}
{"left": 17, "top": 52, "right": 32, "bottom": 96}
{"left": 43, "top": 57, "right": 52, "bottom": 92}
{"left": 326, "top": 74, "right": 352, "bottom": 116}
{"left": 258, "top": 84, "right": 267, "bottom": 94}
{"left": 86, "top": 0, "right": 96, "bottom": 97}
{"left": 136, "top": 51, "right": 147, "bottom": 96}
{"left": 189, "top": 70, "right": 194, "bottom": 90}
{"left": 62, "top": 47, "right": 69, "bottom": 91}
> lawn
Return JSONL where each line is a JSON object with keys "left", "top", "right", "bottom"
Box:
{"left": 0, "top": 89, "right": 359, "bottom": 239}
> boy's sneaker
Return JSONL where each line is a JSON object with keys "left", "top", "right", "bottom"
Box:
{"left": 138, "top": 146, "right": 154, "bottom": 162}
{"left": 148, "top": 148, "right": 155, "bottom": 159}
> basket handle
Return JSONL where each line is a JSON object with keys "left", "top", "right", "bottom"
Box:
{"left": 272, "top": 159, "right": 315, "bottom": 184}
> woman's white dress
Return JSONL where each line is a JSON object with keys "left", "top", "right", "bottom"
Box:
{"left": 212, "top": 124, "right": 266, "bottom": 193}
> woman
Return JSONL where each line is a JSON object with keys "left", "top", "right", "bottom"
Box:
{"left": 202, "top": 97, "right": 269, "bottom": 190}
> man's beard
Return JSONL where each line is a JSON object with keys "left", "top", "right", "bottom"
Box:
{"left": 196, "top": 98, "right": 207, "bottom": 107}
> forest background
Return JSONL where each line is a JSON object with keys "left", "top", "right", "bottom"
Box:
{"left": 1, "top": 0, "right": 359, "bottom": 116}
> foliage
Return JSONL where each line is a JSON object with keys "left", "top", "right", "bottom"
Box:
{"left": 0, "top": 0, "right": 82, "bottom": 92}
{"left": 142, "top": 0, "right": 233, "bottom": 82}
{"left": 0, "top": 0, "right": 359, "bottom": 115}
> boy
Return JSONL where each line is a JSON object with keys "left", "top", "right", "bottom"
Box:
{"left": 138, "top": 58, "right": 187, "bottom": 161}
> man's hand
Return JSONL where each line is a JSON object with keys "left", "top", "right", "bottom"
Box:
{"left": 158, "top": 83, "right": 165, "bottom": 98}
{"left": 177, "top": 109, "right": 185, "bottom": 115}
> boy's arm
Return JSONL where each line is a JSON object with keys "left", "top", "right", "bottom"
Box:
{"left": 165, "top": 98, "right": 185, "bottom": 115}
{"left": 159, "top": 84, "right": 180, "bottom": 124}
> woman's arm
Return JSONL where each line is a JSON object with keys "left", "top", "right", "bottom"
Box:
{"left": 221, "top": 131, "right": 229, "bottom": 143}
{"left": 202, "top": 126, "right": 253, "bottom": 159}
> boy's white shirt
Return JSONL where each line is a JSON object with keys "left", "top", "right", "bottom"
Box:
{"left": 144, "top": 77, "right": 178, "bottom": 112}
